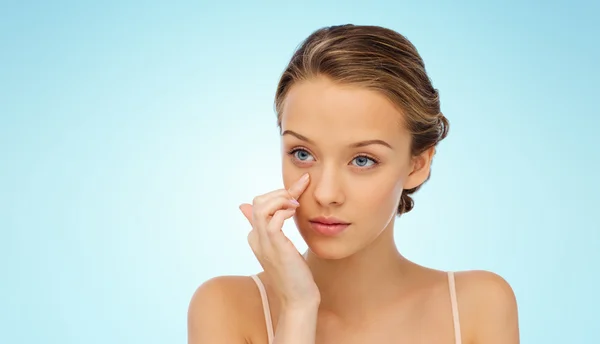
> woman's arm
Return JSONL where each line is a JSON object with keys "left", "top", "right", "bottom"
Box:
{"left": 461, "top": 270, "right": 520, "bottom": 344}
{"left": 273, "top": 303, "right": 320, "bottom": 344}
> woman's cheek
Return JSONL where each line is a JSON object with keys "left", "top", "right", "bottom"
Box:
{"left": 368, "top": 176, "right": 403, "bottom": 207}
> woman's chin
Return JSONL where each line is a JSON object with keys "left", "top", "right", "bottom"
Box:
{"left": 303, "top": 235, "right": 356, "bottom": 260}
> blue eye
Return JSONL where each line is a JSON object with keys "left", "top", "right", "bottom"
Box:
{"left": 288, "top": 148, "right": 378, "bottom": 169}
{"left": 352, "top": 156, "right": 377, "bottom": 167}
{"left": 291, "top": 149, "right": 315, "bottom": 161}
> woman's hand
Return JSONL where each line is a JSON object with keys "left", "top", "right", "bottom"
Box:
{"left": 239, "top": 173, "right": 320, "bottom": 309}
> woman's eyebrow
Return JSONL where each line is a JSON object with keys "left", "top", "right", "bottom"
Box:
{"left": 350, "top": 139, "right": 393, "bottom": 149}
{"left": 281, "top": 130, "right": 393, "bottom": 149}
{"left": 281, "top": 130, "right": 314, "bottom": 144}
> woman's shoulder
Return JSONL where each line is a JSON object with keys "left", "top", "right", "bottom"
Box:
{"left": 452, "top": 270, "right": 519, "bottom": 342}
{"left": 188, "top": 274, "right": 264, "bottom": 317}
{"left": 190, "top": 274, "right": 259, "bottom": 302}
{"left": 187, "top": 274, "right": 266, "bottom": 343}
{"left": 452, "top": 269, "right": 517, "bottom": 310}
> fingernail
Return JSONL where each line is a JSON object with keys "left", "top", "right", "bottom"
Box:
{"left": 290, "top": 199, "right": 300, "bottom": 205}
{"left": 300, "top": 173, "right": 309, "bottom": 183}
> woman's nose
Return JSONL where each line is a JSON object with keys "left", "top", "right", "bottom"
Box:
{"left": 311, "top": 167, "right": 345, "bottom": 207}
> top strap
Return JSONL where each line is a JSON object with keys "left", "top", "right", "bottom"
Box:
{"left": 447, "top": 271, "right": 462, "bottom": 344}
{"left": 250, "top": 274, "right": 274, "bottom": 344}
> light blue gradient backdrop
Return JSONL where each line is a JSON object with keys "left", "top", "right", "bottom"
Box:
{"left": 1, "top": 1, "right": 598, "bottom": 343}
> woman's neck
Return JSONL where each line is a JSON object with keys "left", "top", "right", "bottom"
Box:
{"left": 304, "top": 224, "right": 412, "bottom": 323}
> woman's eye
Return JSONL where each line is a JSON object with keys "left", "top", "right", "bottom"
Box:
{"left": 292, "top": 149, "right": 315, "bottom": 162}
{"left": 352, "top": 156, "right": 376, "bottom": 167}
{"left": 290, "top": 149, "right": 376, "bottom": 168}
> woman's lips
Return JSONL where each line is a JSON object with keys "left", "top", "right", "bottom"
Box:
{"left": 308, "top": 221, "right": 350, "bottom": 236}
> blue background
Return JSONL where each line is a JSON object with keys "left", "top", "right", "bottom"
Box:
{"left": 1, "top": 1, "right": 598, "bottom": 343}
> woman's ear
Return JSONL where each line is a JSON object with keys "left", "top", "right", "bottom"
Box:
{"left": 403, "top": 146, "right": 435, "bottom": 190}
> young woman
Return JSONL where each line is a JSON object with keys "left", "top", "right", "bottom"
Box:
{"left": 188, "top": 24, "right": 519, "bottom": 344}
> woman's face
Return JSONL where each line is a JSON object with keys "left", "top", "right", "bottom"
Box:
{"left": 280, "top": 76, "right": 431, "bottom": 259}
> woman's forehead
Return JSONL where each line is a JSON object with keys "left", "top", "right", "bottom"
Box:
{"left": 280, "top": 78, "right": 408, "bottom": 144}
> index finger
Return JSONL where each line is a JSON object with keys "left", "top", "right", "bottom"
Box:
{"left": 288, "top": 173, "right": 310, "bottom": 200}
{"left": 239, "top": 203, "right": 253, "bottom": 223}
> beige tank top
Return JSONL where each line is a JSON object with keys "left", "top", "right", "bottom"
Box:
{"left": 250, "top": 271, "right": 462, "bottom": 344}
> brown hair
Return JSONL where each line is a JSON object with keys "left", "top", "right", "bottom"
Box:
{"left": 274, "top": 24, "right": 449, "bottom": 215}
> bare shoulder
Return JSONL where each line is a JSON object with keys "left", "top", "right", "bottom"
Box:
{"left": 187, "top": 275, "right": 264, "bottom": 344}
{"left": 454, "top": 270, "right": 520, "bottom": 344}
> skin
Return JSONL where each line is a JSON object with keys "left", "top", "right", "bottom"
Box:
{"left": 188, "top": 76, "right": 520, "bottom": 343}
